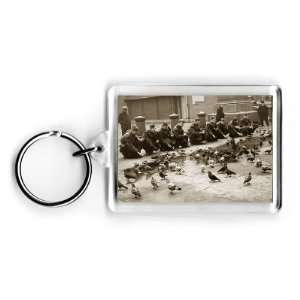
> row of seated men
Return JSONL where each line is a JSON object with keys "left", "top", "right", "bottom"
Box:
{"left": 120, "top": 116, "right": 258, "bottom": 159}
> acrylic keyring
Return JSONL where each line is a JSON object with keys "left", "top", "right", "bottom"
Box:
{"left": 15, "top": 84, "right": 281, "bottom": 213}
{"left": 15, "top": 130, "right": 97, "bottom": 207}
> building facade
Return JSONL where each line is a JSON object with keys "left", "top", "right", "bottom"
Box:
{"left": 118, "top": 95, "right": 272, "bottom": 121}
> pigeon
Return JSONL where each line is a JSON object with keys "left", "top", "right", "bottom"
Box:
{"left": 194, "top": 153, "right": 201, "bottom": 163}
{"left": 118, "top": 180, "right": 128, "bottom": 191}
{"left": 169, "top": 162, "right": 177, "bottom": 171}
{"left": 264, "top": 147, "right": 272, "bottom": 154}
{"left": 262, "top": 166, "right": 272, "bottom": 173}
{"left": 131, "top": 184, "right": 141, "bottom": 199}
{"left": 175, "top": 165, "right": 184, "bottom": 175}
{"left": 255, "top": 159, "right": 262, "bottom": 168}
{"left": 208, "top": 171, "right": 221, "bottom": 182}
{"left": 250, "top": 148, "right": 257, "bottom": 157}
{"left": 219, "top": 156, "right": 225, "bottom": 164}
{"left": 208, "top": 159, "right": 215, "bottom": 168}
{"left": 225, "top": 168, "right": 236, "bottom": 177}
{"left": 243, "top": 172, "right": 252, "bottom": 185}
{"left": 217, "top": 163, "right": 227, "bottom": 174}
{"left": 159, "top": 171, "right": 168, "bottom": 181}
{"left": 247, "top": 156, "right": 255, "bottom": 163}
{"left": 151, "top": 177, "right": 159, "bottom": 190}
{"left": 168, "top": 182, "right": 182, "bottom": 193}
{"left": 124, "top": 167, "right": 142, "bottom": 183}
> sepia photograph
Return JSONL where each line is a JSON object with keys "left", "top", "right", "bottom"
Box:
{"left": 116, "top": 94, "right": 273, "bottom": 203}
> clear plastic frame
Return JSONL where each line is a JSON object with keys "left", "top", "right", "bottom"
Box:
{"left": 106, "top": 84, "right": 282, "bottom": 214}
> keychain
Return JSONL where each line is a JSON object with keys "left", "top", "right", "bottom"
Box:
{"left": 15, "top": 84, "right": 282, "bottom": 213}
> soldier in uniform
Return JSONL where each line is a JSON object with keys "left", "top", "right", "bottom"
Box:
{"left": 205, "top": 120, "right": 218, "bottom": 142}
{"left": 188, "top": 120, "right": 205, "bottom": 145}
{"left": 228, "top": 118, "right": 243, "bottom": 138}
{"left": 159, "top": 122, "right": 175, "bottom": 151}
{"left": 118, "top": 106, "right": 131, "bottom": 135}
{"left": 173, "top": 123, "right": 188, "bottom": 148}
{"left": 216, "top": 118, "right": 229, "bottom": 136}
{"left": 119, "top": 126, "right": 145, "bottom": 158}
{"left": 143, "top": 124, "right": 160, "bottom": 155}
{"left": 239, "top": 114, "right": 254, "bottom": 136}
{"left": 257, "top": 100, "right": 269, "bottom": 126}
{"left": 209, "top": 118, "right": 227, "bottom": 139}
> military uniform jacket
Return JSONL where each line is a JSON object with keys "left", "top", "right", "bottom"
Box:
{"left": 159, "top": 127, "right": 173, "bottom": 143}
{"left": 173, "top": 127, "right": 185, "bottom": 138}
{"left": 188, "top": 124, "right": 202, "bottom": 136}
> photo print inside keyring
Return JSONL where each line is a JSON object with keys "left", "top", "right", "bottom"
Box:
{"left": 107, "top": 85, "right": 281, "bottom": 213}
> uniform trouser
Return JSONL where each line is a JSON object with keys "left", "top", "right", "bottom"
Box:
{"left": 240, "top": 126, "right": 254, "bottom": 136}
{"left": 174, "top": 136, "right": 188, "bottom": 148}
{"left": 160, "top": 138, "right": 175, "bottom": 151}
{"left": 228, "top": 127, "right": 241, "bottom": 138}
{"left": 121, "top": 124, "right": 131, "bottom": 135}
{"left": 143, "top": 139, "right": 159, "bottom": 155}
{"left": 259, "top": 115, "right": 269, "bottom": 126}
{"left": 190, "top": 134, "right": 204, "bottom": 145}
{"left": 205, "top": 131, "right": 217, "bottom": 142}
{"left": 214, "top": 129, "right": 227, "bottom": 139}
{"left": 120, "top": 141, "right": 144, "bottom": 158}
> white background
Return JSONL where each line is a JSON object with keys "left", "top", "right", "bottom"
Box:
{"left": 0, "top": 1, "right": 296, "bottom": 299}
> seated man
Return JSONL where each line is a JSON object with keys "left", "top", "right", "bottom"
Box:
{"left": 173, "top": 123, "right": 188, "bottom": 148}
{"left": 205, "top": 120, "right": 218, "bottom": 142}
{"left": 120, "top": 126, "right": 145, "bottom": 158}
{"left": 159, "top": 122, "right": 175, "bottom": 151}
{"left": 209, "top": 118, "right": 226, "bottom": 139}
{"left": 228, "top": 118, "right": 243, "bottom": 138}
{"left": 188, "top": 120, "right": 205, "bottom": 145}
{"left": 239, "top": 114, "right": 254, "bottom": 136}
{"left": 143, "top": 124, "right": 160, "bottom": 155}
{"left": 216, "top": 118, "right": 229, "bottom": 136}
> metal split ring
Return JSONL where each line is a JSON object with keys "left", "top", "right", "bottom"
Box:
{"left": 15, "top": 131, "right": 93, "bottom": 207}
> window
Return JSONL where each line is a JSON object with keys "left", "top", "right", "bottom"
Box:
{"left": 192, "top": 96, "right": 204, "bottom": 104}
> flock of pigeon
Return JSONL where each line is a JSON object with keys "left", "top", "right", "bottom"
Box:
{"left": 118, "top": 128, "right": 273, "bottom": 200}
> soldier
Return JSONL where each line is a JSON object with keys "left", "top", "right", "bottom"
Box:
{"left": 118, "top": 106, "right": 131, "bottom": 135}
{"left": 216, "top": 118, "right": 229, "bottom": 136}
{"left": 188, "top": 120, "right": 205, "bottom": 145}
{"left": 216, "top": 105, "right": 225, "bottom": 122}
{"left": 209, "top": 118, "right": 226, "bottom": 139}
{"left": 205, "top": 120, "right": 218, "bottom": 142}
{"left": 159, "top": 122, "right": 175, "bottom": 151}
{"left": 143, "top": 124, "right": 160, "bottom": 155}
{"left": 239, "top": 114, "right": 253, "bottom": 136}
{"left": 173, "top": 123, "right": 188, "bottom": 148}
{"left": 257, "top": 100, "right": 269, "bottom": 126}
{"left": 228, "top": 118, "right": 243, "bottom": 138}
{"left": 119, "top": 126, "right": 145, "bottom": 158}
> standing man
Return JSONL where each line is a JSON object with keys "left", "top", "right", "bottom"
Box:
{"left": 216, "top": 105, "right": 225, "bottom": 122}
{"left": 257, "top": 100, "right": 269, "bottom": 126}
{"left": 118, "top": 106, "right": 131, "bottom": 135}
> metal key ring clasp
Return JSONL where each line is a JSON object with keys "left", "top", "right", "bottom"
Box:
{"left": 15, "top": 131, "right": 92, "bottom": 207}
